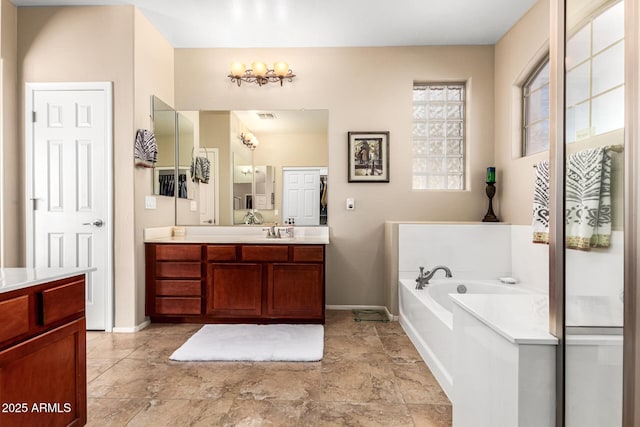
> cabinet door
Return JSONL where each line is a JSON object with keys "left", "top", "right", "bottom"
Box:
{"left": 207, "top": 263, "right": 262, "bottom": 317}
{"left": 267, "top": 263, "right": 324, "bottom": 318}
{"left": 0, "top": 318, "right": 86, "bottom": 427}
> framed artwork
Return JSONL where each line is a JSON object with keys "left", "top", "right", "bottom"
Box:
{"left": 347, "top": 131, "right": 389, "bottom": 182}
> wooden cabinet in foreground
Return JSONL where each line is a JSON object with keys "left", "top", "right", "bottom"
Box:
{"left": 146, "top": 243, "right": 325, "bottom": 323}
{"left": 0, "top": 275, "right": 87, "bottom": 427}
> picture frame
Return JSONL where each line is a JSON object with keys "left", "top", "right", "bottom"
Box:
{"left": 348, "top": 131, "right": 390, "bottom": 182}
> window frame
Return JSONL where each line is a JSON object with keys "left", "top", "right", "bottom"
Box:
{"left": 411, "top": 82, "right": 467, "bottom": 191}
{"left": 522, "top": 56, "right": 550, "bottom": 156}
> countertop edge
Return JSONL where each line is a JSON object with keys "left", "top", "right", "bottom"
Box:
{"left": 144, "top": 236, "right": 330, "bottom": 245}
{"left": 450, "top": 294, "right": 558, "bottom": 346}
{"left": 0, "top": 267, "right": 97, "bottom": 295}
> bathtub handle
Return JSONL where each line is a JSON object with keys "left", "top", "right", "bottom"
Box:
{"left": 416, "top": 266, "right": 428, "bottom": 290}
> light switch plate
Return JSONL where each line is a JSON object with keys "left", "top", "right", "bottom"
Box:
{"left": 145, "top": 196, "right": 156, "bottom": 209}
{"left": 346, "top": 198, "right": 355, "bottom": 210}
{"left": 190, "top": 201, "right": 197, "bottom": 211}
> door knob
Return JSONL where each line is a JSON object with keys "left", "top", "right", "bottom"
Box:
{"left": 82, "top": 219, "right": 104, "bottom": 227}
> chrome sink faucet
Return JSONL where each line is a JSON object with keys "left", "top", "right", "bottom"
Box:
{"left": 415, "top": 265, "right": 453, "bottom": 289}
{"left": 263, "top": 224, "right": 281, "bottom": 238}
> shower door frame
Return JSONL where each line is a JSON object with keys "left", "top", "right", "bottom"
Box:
{"left": 622, "top": 0, "right": 640, "bottom": 424}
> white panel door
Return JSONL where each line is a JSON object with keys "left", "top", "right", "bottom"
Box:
{"left": 29, "top": 85, "right": 111, "bottom": 330}
{"left": 282, "top": 168, "right": 320, "bottom": 226}
{"left": 199, "top": 148, "right": 218, "bottom": 225}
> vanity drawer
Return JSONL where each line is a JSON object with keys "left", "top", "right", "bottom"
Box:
{"left": 292, "top": 245, "right": 324, "bottom": 262}
{"left": 40, "top": 279, "right": 85, "bottom": 326}
{"left": 156, "top": 262, "right": 201, "bottom": 278}
{"left": 207, "top": 245, "right": 237, "bottom": 261}
{"left": 155, "top": 297, "right": 201, "bottom": 315}
{"left": 0, "top": 295, "right": 30, "bottom": 344}
{"left": 241, "top": 245, "right": 289, "bottom": 262}
{"left": 156, "top": 280, "right": 201, "bottom": 296}
{"left": 155, "top": 244, "right": 202, "bottom": 261}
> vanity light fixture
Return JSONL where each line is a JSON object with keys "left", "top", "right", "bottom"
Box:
{"left": 228, "top": 61, "right": 296, "bottom": 87}
{"left": 239, "top": 132, "right": 259, "bottom": 150}
{"left": 241, "top": 166, "right": 253, "bottom": 176}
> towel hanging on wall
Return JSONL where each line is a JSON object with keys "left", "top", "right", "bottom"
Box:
{"left": 565, "top": 147, "right": 612, "bottom": 250}
{"left": 190, "top": 156, "right": 211, "bottom": 184}
{"left": 134, "top": 129, "right": 158, "bottom": 168}
{"left": 532, "top": 159, "right": 550, "bottom": 244}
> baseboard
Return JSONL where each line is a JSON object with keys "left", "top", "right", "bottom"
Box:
{"left": 325, "top": 304, "right": 396, "bottom": 321}
{"left": 112, "top": 319, "right": 150, "bottom": 333}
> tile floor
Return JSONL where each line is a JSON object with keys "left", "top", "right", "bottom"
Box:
{"left": 86, "top": 310, "right": 452, "bottom": 426}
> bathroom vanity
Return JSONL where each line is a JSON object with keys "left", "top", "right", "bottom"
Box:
{"left": 145, "top": 227, "right": 329, "bottom": 324}
{"left": 0, "top": 268, "right": 92, "bottom": 427}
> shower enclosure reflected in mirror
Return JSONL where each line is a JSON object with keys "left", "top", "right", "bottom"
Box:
{"left": 175, "top": 109, "right": 329, "bottom": 226}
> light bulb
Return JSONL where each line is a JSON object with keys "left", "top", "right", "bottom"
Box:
{"left": 274, "top": 62, "right": 289, "bottom": 77}
{"left": 230, "top": 62, "right": 246, "bottom": 77}
{"left": 252, "top": 62, "right": 268, "bottom": 77}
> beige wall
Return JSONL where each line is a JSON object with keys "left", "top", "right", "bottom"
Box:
{"left": 494, "top": 0, "right": 550, "bottom": 225}
{"left": 133, "top": 8, "right": 175, "bottom": 327}
{"left": 18, "top": 6, "right": 137, "bottom": 327}
{"left": 175, "top": 46, "right": 495, "bottom": 306}
{"left": 1, "top": 0, "right": 18, "bottom": 267}
{"left": 15, "top": 6, "right": 174, "bottom": 328}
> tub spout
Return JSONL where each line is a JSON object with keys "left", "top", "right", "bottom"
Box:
{"left": 416, "top": 265, "right": 452, "bottom": 289}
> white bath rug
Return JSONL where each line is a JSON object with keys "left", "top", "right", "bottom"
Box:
{"left": 169, "top": 324, "right": 324, "bottom": 362}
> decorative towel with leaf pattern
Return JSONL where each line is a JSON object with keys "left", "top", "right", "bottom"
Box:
{"left": 134, "top": 129, "right": 158, "bottom": 167}
{"left": 566, "top": 147, "right": 612, "bottom": 250}
{"left": 532, "top": 159, "right": 550, "bottom": 244}
{"left": 190, "top": 156, "right": 210, "bottom": 184}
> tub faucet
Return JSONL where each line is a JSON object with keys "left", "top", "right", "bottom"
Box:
{"left": 415, "top": 265, "right": 453, "bottom": 289}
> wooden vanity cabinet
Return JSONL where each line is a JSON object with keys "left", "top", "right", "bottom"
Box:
{"left": 146, "top": 242, "right": 325, "bottom": 323}
{"left": 146, "top": 244, "right": 203, "bottom": 317}
{"left": 0, "top": 275, "right": 87, "bottom": 427}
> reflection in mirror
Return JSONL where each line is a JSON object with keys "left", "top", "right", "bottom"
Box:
{"left": 152, "top": 96, "right": 176, "bottom": 197}
{"left": 177, "top": 113, "right": 194, "bottom": 200}
{"left": 175, "top": 109, "right": 329, "bottom": 226}
{"left": 233, "top": 152, "right": 252, "bottom": 210}
{"left": 563, "top": 0, "right": 624, "bottom": 424}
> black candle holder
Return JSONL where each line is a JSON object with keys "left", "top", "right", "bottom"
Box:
{"left": 482, "top": 182, "right": 499, "bottom": 222}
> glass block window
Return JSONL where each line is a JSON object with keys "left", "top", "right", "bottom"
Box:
{"left": 412, "top": 83, "right": 465, "bottom": 190}
{"left": 565, "top": 0, "right": 624, "bottom": 143}
{"left": 523, "top": 58, "right": 550, "bottom": 156}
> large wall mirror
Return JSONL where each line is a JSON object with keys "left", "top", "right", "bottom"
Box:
{"left": 151, "top": 96, "right": 177, "bottom": 197}
{"left": 175, "top": 109, "right": 329, "bottom": 226}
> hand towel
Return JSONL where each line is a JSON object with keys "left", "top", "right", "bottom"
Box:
{"left": 566, "top": 147, "right": 612, "bottom": 250}
{"left": 190, "top": 156, "right": 211, "bottom": 184}
{"left": 134, "top": 129, "right": 158, "bottom": 167}
{"left": 532, "top": 159, "right": 550, "bottom": 244}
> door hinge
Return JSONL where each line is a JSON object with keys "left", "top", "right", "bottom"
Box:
{"left": 32, "top": 111, "right": 36, "bottom": 122}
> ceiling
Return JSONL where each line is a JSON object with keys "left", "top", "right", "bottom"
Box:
{"left": 10, "top": 0, "right": 537, "bottom": 48}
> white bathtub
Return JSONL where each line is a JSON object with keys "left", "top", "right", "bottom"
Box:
{"left": 398, "top": 277, "right": 532, "bottom": 399}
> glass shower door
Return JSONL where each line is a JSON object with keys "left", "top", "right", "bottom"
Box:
{"left": 563, "top": 1, "right": 625, "bottom": 425}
